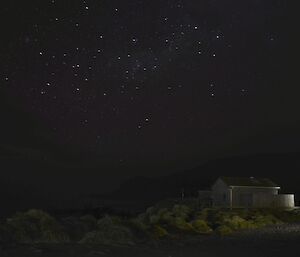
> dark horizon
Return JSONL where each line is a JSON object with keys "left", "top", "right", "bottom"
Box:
{"left": 1, "top": 150, "right": 299, "bottom": 217}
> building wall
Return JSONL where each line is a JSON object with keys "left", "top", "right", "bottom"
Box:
{"left": 232, "top": 187, "right": 279, "bottom": 208}
{"left": 212, "top": 178, "right": 230, "bottom": 207}
{"left": 253, "top": 193, "right": 295, "bottom": 208}
{"left": 274, "top": 194, "right": 295, "bottom": 208}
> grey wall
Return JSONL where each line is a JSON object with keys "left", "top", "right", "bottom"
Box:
{"left": 212, "top": 178, "right": 230, "bottom": 207}
{"left": 232, "top": 187, "right": 278, "bottom": 207}
{"left": 253, "top": 193, "right": 295, "bottom": 208}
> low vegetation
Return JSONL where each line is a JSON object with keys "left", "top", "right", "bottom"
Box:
{"left": 1, "top": 209, "right": 69, "bottom": 244}
{"left": 1, "top": 205, "right": 300, "bottom": 245}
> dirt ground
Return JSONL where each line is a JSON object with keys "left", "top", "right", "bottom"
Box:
{"left": 1, "top": 223, "right": 300, "bottom": 257}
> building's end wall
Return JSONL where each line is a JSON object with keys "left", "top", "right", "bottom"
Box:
{"left": 253, "top": 193, "right": 295, "bottom": 208}
{"left": 272, "top": 194, "right": 295, "bottom": 208}
{"left": 212, "top": 179, "right": 230, "bottom": 207}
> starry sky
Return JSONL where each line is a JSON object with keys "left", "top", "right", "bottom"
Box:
{"left": 0, "top": 0, "right": 297, "bottom": 192}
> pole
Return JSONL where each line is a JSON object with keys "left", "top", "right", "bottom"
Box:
{"left": 230, "top": 187, "right": 233, "bottom": 210}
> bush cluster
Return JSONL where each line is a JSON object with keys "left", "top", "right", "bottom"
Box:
{"left": 1, "top": 206, "right": 299, "bottom": 245}
{"left": 80, "top": 215, "right": 135, "bottom": 245}
{"left": 5, "top": 209, "right": 69, "bottom": 243}
{"left": 131, "top": 204, "right": 213, "bottom": 238}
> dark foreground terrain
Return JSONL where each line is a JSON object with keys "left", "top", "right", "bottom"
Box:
{"left": 1, "top": 223, "right": 300, "bottom": 257}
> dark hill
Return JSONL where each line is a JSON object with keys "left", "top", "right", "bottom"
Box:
{"left": 104, "top": 153, "right": 300, "bottom": 205}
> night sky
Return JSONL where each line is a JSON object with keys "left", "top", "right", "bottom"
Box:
{"left": 0, "top": 1, "right": 297, "bottom": 208}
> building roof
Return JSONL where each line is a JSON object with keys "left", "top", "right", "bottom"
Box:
{"left": 219, "top": 177, "right": 279, "bottom": 188}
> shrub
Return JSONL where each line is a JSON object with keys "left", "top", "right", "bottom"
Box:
{"left": 0, "top": 222, "right": 15, "bottom": 244}
{"left": 61, "top": 216, "right": 96, "bottom": 241}
{"left": 195, "top": 208, "right": 210, "bottom": 221}
{"left": 61, "top": 217, "right": 81, "bottom": 240}
{"left": 172, "top": 205, "right": 191, "bottom": 220}
{"left": 6, "top": 209, "right": 69, "bottom": 243}
{"left": 129, "top": 218, "right": 149, "bottom": 231}
{"left": 191, "top": 219, "right": 212, "bottom": 234}
{"left": 171, "top": 217, "right": 194, "bottom": 232}
{"left": 216, "top": 225, "right": 233, "bottom": 236}
{"left": 157, "top": 208, "right": 173, "bottom": 224}
{"left": 97, "top": 215, "right": 122, "bottom": 229}
{"left": 125, "top": 219, "right": 151, "bottom": 242}
{"left": 201, "top": 209, "right": 229, "bottom": 229}
{"left": 151, "top": 225, "right": 168, "bottom": 239}
{"left": 80, "top": 215, "right": 135, "bottom": 245}
{"left": 223, "top": 215, "right": 255, "bottom": 230}
{"left": 149, "top": 214, "right": 160, "bottom": 225}
{"left": 252, "top": 214, "right": 281, "bottom": 227}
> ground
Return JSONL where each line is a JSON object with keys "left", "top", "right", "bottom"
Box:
{"left": 1, "top": 223, "right": 299, "bottom": 257}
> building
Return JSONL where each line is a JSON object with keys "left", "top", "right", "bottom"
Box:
{"left": 200, "top": 177, "right": 295, "bottom": 208}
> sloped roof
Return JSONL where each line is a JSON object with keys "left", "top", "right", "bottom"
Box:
{"left": 220, "top": 177, "right": 279, "bottom": 188}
